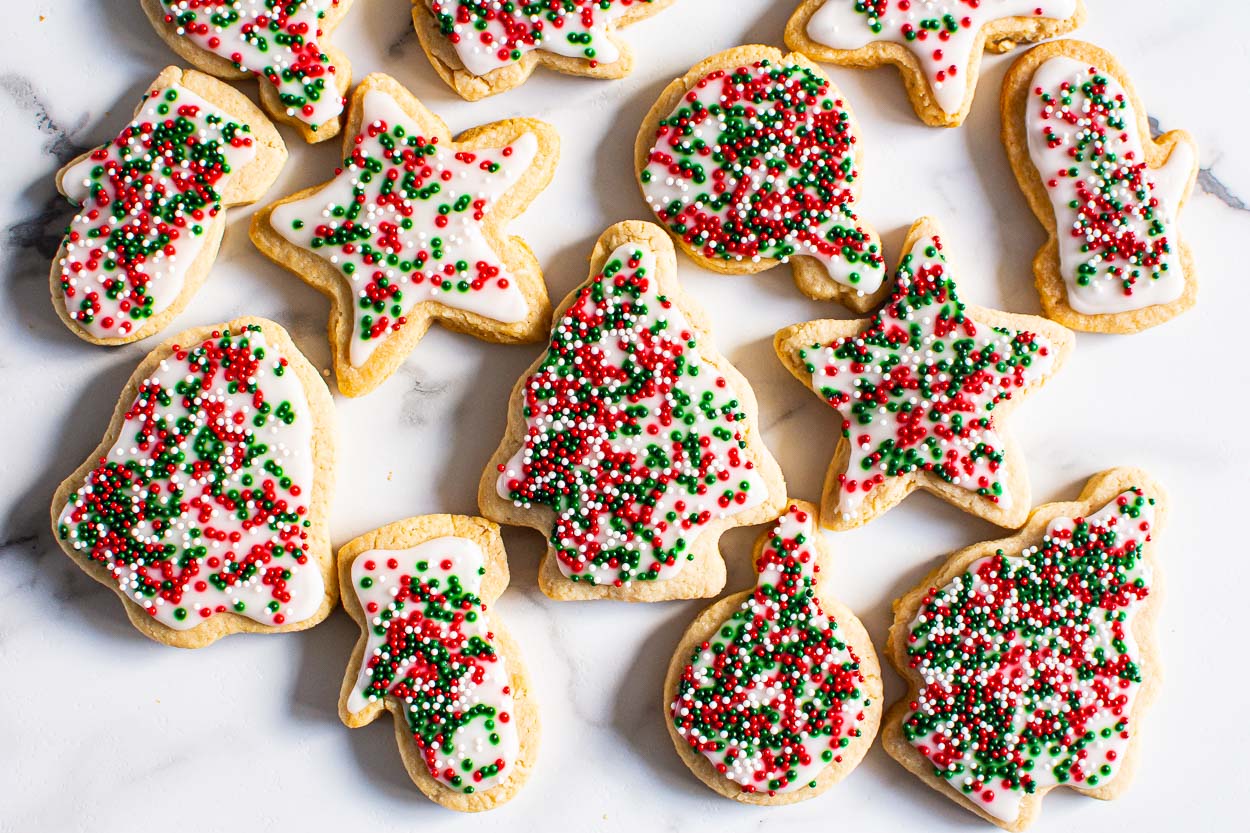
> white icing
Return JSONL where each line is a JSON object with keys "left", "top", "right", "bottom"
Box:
{"left": 807, "top": 0, "right": 1078, "bottom": 115}
{"left": 271, "top": 89, "right": 534, "bottom": 367}
{"left": 56, "top": 328, "right": 323, "bottom": 630}
{"left": 1026, "top": 56, "right": 1189, "bottom": 315}
{"left": 496, "top": 241, "right": 770, "bottom": 585}
{"left": 675, "top": 508, "right": 869, "bottom": 793}
{"left": 639, "top": 59, "right": 885, "bottom": 296}
{"left": 161, "top": 0, "right": 345, "bottom": 127}
{"left": 348, "top": 536, "right": 519, "bottom": 793}
{"left": 58, "top": 84, "right": 255, "bottom": 340}
{"left": 802, "top": 233, "right": 1056, "bottom": 520}
{"left": 427, "top": 0, "right": 629, "bottom": 76}
{"left": 906, "top": 492, "right": 1154, "bottom": 822}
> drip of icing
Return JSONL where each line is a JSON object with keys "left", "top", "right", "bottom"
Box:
{"left": 640, "top": 58, "right": 885, "bottom": 294}
{"left": 58, "top": 83, "right": 255, "bottom": 339}
{"left": 672, "top": 505, "right": 871, "bottom": 794}
{"left": 56, "top": 326, "right": 323, "bottom": 630}
{"left": 1026, "top": 56, "right": 1190, "bottom": 315}
{"left": 159, "top": 0, "right": 346, "bottom": 127}
{"left": 272, "top": 89, "right": 534, "bottom": 368}
{"left": 806, "top": 0, "right": 1079, "bottom": 115}
{"left": 796, "top": 232, "right": 1055, "bottom": 520}
{"left": 903, "top": 489, "right": 1156, "bottom": 822}
{"left": 496, "top": 241, "right": 769, "bottom": 585}
{"left": 348, "top": 536, "right": 519, "bottom": 794}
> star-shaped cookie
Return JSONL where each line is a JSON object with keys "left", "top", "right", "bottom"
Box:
{"left": 785, "top": 0, "right": 1087, "bottom": 127}
{"left": 141, "top": 0, "right": 356, "bottom": 142}
{"left": 412, "top": 0, "right": 676, "bottom": 101}
{"left": 774, "top": 216, "right": 1073, "bottom": 530}
{"left": 251, "top": 73, "right": 559, "bottom": 397}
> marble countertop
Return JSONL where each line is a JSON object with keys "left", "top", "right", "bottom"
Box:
{"left": 2, "top": 1, "right": 1247, "bottom": 830}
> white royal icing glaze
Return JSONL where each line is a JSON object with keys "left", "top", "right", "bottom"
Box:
{"left": 639, "top": 58, "right": 886, "bottom": 296}
{"left": 58, "top": 83, "right": 255, "bottom": 340}
{"left": 56, "top": 327, "right": 323, "bottom": 630}
{"left": 496, "top": 241, "right": 770, "bottom": 585}
{"left": 347, "top": 536, "right": 519, "bottom": 793}
{"left": 427, "top": 0, "right": 630, "bottom": 77}
{"left": 801, "top": 232, "right": 1056, "bottom": 521}
{"left": 905, "top": 491, "right": 1154, "bottom": 822}
{"left": 1027, "top": 56, "right": 1191, "bottom": 315}
{"left": 807, "top": 0, "right": 1079, "bottom": 115}
{"left": 272, "top": 89, "right": 535, "bottom": 368}
{"left": 674, "top": 507, "right": 870, "bottom": 793}
{"left": 160, "top": 0, "right": 345, "bottom": 127}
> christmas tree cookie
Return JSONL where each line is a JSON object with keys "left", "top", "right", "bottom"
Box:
{"left": 786, "top": 0, "right": 1087, "bottom": 127}
{"left": 1002, "top": 40, "right": 1198, "bottom": 333}
{"left": 140, "top": 0, "right": 355, "bottom": 142}
{"left": 775, "top": 216, "right": 1073, "bottom": 531}
{"left": 251, "top": 73, "right": 559, "bottom": 397}
{"left": 51, "top": 317, "right": 337, "bottom": 648}
{"left": 665, "top": 500, "right": 881, "bottom": 803}
{"left": 338, "top": 514, "right": 538, "bottom": 812}
{"left": 883, "top": 468, "right": 1166, "bottom": 830}
{"left": 480, "top": 221, "right": 786, "bottom": 602}
{"left": 412, "top": 0, "right": 675, "bottom": 101}
{"left": 636, "top": 45, "right": 888, "bottom": 311}
{"left": 50, "top": 67, "right": 286, "bottom": 346}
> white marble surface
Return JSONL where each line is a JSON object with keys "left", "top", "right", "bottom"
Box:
{"left": 1, "top": 1, "right": 1247, "bottom": 830}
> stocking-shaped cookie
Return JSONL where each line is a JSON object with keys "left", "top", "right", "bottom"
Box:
{"left": 883, "top": 468, "right": 1165, "bottom": 830}
{"left": 141, "top": 0, "right": 355, "bottom": 142}
{"left": 412, "top": 0, "right": 675, "bottom": 101}
{"left": 51, "top": 67, "right": 285, "bottom": 345}
{"left": 51, "top": 318, "right": 336, "bottom": 647}
{"left": 775, "top": 216, "right": 1073, "bottom": 530}
{"left": 666, "top": 500, "right": 881, "bottom": 803}
{"left": 252, "top": 73, "right": 558, "bottom": 397}
{"left": 480, "top": 221, "right": 786, "bottom": 602}
{"left": 1002, "top": 40, "right": 1198, "bottom": 333}
{"left": 786, "top": 1, "right": 1087, "bottom": 127}
{"left": 636, "top": 45, "right": 887, "bottom": 311}
{"left": 339, "top": 514, "right": 537, "bottom": 812}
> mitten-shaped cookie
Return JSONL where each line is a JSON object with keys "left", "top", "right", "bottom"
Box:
{"left": 52, "top": 67, "right": 285, "bottom": 345}
{"left": 883, "top": 468, "right": 1165, "bottom": 829}
{"left": 1002, "top": 40, "right": 1198, "bottom": 332}
{"left": 252, "top": 73, "right": 558, "bottom": 397}
{"left": 339, "top": 514, "right": 538, "bottom": 811}
{"left": 786, "top": 0, "right": 1087, "bottom": 127}
{"left": 636, "top": 45, "right": 887, "bottom": 311}
{"left": 141, "top": 0, "right": 355, "bottom": 142}
{"left": 775, "top": 216, "right": 1073, "bottom": 530}
{"left": 51, "top": 318, "right": 336, "bottom": 647}
{"left": 665, "top": 501, "right": 881, "bottom": 803}
{"left": 480, "top": 221, "right": 786, "bottom": 601}
{"left": 412, "top": 0, "right": 675, "bottom": 101}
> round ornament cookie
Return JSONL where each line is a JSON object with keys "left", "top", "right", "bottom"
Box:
{"left": 51, "top": 318, "right": 337, "bottom": 648}
{"left": 883, "top": 468, "right": 1166, "bottom": 830}
{"left": 1001, "top": 40, "right": 1198, "bottom": 333}
{"left": 251, "top": 73, "right": 559, "bottom": 397}
{"left": 51, "top": 67, "right": 286, "bottom": 346}
{"left": 411, "top": 0, "right": 675, "bottom": 101}
{"left": 140, "top": 0, "right": 355, "bottom": 142}
{"left": 665, "top": 500, "right": 881, "bottom": 803}
{"left": 785, "top": 0, "right": 1087, "bottom": 127}
{"left": 635, "top": 45, "right": 887, "bottom": 311}
{"left": 480, "top": 221, "right": 787, "bottom": 602}
{"left": 775, "top": 216, "right": 1073, "bottom": 531}
{"left": 338, "top": 514, "right": 538, "bottom": 812}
